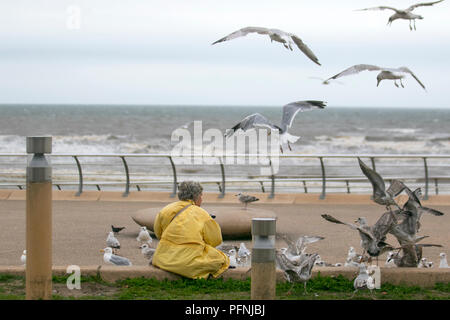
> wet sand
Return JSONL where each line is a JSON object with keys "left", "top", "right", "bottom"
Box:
{"left": 1, "top": 199, "right": 449, "bottom": 267}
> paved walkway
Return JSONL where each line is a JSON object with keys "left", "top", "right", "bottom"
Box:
{"left": 1, "top": 194, "right": 449, "bottom": 267}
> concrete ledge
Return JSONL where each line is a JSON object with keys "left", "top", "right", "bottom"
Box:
{"left": 2, "top": 190, "right": 450, "bottom": 205}
{"left": 7, "top": 190, "right": 26, "bottom": 200}
{"left": 52, "top": 191, "right": 101, "bottom": 201}
{"left": 1, "top": 266, "right": 449, "bottom": 287}
{"left": 0, "top": 190, "right": 12, "bottom": 200}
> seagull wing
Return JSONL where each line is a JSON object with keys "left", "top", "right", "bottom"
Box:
{"left": 419, "top": 206, "right": 445, "bottom": 216}
{"left": 392, "top": 67, "right": 426, "bottom": 90}
{"left": 290, "top": 35, "right": 321, "bottom": 66}
{"left": 225, "top": 113, "right": 278, "bottom": 138}
{"left": 355, "top": 6, "right": 400, "bottom": 12}
{"left": 386, "top": 179, "right": 406, "bottom": 197}
{"left": 404, "top": 185, "right": 422, "bottom": 206}
{"left": 322, "top": 214, "right": 375, "bottom": 240}
{"left": 212, "top": 27, "right": 270, "bottom": 45}
{"left": 281, "top": 100, "right": 326, "bottom": 129}
{"left": 358, "top": 158, "right": 387, "bottom": 198}
{"left": 325, "top": 64, "right": 382, "bottom": 82}
{"left": 109, "top": 254, "right": 132, "bottom": 266}
{"left": 295, "top": 236, "right": 324, "bottom": 256}
{"left": 372, "top": 211, "right": 398, "bottom": 241}
{"left": 407, "top": 0, "right": 445, "bottom": 11}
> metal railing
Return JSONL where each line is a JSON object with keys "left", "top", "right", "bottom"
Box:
{"left": 0, "top": 153, "right": 449, "bottom": 199}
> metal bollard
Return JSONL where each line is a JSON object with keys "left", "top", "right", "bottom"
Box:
{"left": 26, "top": 136, "right": 52, "bottom": 300}
{"left": 251, "top": 218, "right": 276, "bottom": 300}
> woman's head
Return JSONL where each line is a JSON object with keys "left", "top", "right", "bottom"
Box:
{"left": 178, "top": 181, "right": 203, "bottom": 206}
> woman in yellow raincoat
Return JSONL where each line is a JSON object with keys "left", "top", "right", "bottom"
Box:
{"left": 152, "top": 181, "right": 230, "bottom": 279}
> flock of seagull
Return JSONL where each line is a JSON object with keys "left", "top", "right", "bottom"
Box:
{"left": 100, "top": 225, "right": 155, "bottom": 266}
{"left": 267, "top": 157, "right": 448, "bottom": 296}
{"left": 213, "top": 1, "right": 445, "bottom": 153}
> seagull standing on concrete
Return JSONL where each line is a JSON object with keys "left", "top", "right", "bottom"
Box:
{"left": 324, "top": 64, "right": 426, "bottom": 90}
{"left": 351, "top": 263, "right": 376, "bottom": 299}
{"left": 228, "top": 249, "right": 238, "bottom": 269}
{"left": 384, "top": 251, "right": 397, "bottom": 268}
{"left": 111, "top": 225, "right": 126, "bottom": 234}
{"left": 106, "top": 231, "right": 121, "bottom": 253}
{"left": 136, "top": 226, "right": 152, "bottom": 245}
{"left": 355, "top": 0, "right": 445, "bottom": 31}
{"left": 225, "top": 100, "right": 326, "bottom": 153}
{"left": 439, "top": 253, "right": 449, "bottom": 268}
{"left": 139, "top": 243, "right": 156, "bottom": 264}
{"left": 212, "top": 26, "right": 322, "bottom": 65}
{"left": 100, "top": 247, "right": 132, "bottom": 266}
{"left": 235, "top": 193, "right": 259, "bottom": 209}
{"left": 20, "top": 250, "right": 26, "bottom": 265}
{"left": 238, "top": 242, "right": 251, "bottom": 266}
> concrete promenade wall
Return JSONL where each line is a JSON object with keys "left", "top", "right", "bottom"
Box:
{"left": 1, "top": 265, "right": 449, "bottom": 287}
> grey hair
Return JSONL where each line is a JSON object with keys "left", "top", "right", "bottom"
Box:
{"left": 178, "top": 181, "right": 203, "bottom": 201}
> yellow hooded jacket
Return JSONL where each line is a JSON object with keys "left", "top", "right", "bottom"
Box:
{"left": 152, "top": 200, "right": 230, "bottom": 279}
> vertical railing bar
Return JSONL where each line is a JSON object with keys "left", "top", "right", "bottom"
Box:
{"left": 269, "top": 158, "right": 275, "bottom": 199}
{"left": 73, "top": 156, "right": 83, "bottom": 196}
{"left": 346, "top": 180, "right": 350, "bottom": 194}
{"left": 303, "top": 180, "right": 308, "bottom": 193}
{"left": 319, "top": 157, "right": 326, "bottom": 199}
{"left": 218, "top": 157, "right": 225, "bottom": 198}
{"left": 370, "top": 157, "right": 376, "bottom": 171}
{"left": 435, "top": 178, "right": 439, "bottom": 195}
{"left": 120, "top": 156, "right": 130, "bottom": 197}
{"left": 423, "top": 157, "right": 429, "bottom": 200}
{"left": 168, "top": 156, "right": 177, "bottom": 198}
{"left": 259, "top": 181, "right": 265, "bottom": 193}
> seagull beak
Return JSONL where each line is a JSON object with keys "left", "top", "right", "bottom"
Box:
{"left": 100, "top": 249, "right": 105, "bottom": 253}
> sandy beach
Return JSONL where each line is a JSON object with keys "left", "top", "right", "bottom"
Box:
{"left": 1, "top": 193, "right": 449, "bottom": 268}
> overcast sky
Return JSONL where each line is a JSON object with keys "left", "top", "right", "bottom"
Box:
{"left": 0, "top": 0, "right": 449, "bottom": 108}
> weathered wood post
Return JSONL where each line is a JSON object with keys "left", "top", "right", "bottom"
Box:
{"left": 251, "top": 218, "right": 276, "bottom": 300}
{"left": 26, "top": 136, "right": 52, "bottom": 300}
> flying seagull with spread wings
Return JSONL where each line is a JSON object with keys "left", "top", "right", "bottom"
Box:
{"left": 355, "top": 0, "right": 445, "bottom": 30}
{"left": 325, "top": 64, "right": 426, "bottom": 90}
{"left": 358, "top": 158, "right": 406, "bottom": 210}
{"left": 321, "top": 212, "right": 396, "bottom": 262}
{"left": 225, "top": 100, "right": 326, "bottom": 153}
{"left": 212, "top": 26, "right": 321, "bottom": 65}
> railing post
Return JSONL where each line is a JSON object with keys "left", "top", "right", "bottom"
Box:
{"left": 218, "top": 157, "right": 225, "bottom": 198}
{"left": 319, "top": 157, "right": 326, "bottom": 199}
{"left": 73, "top": 156, "right": 83, "bottom": 196}
{"left": 251, "top": 218, "right": 276, "bottom": 300}
{"left": 269, "top": 159, "right": 275, "bottom": 199}
{"left": 168, "top": 156, "right": 177, "bottom": 198}
{"left": 26, "top": 136, "right": 52, "bottom": 300}
{"left": 120, "top": 156, "right": 130, "bottom": 197}
{"left": 370, "top": 157, "right": 376, "bottom": 171}
{"left": 423, "top": 157, "right": 429, "bottom": 200}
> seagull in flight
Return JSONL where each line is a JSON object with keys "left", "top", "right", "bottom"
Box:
{"left": 308, "top": 76, "right": 344, "bottom": 85}
{"left": 355, "top": 0, "right": 445, "bottom": 31}
{"left": 357, "top": 158, "right": 406, "bottom": 211}
{"left": 321, "top": 212, "right": 395, "bottom": 263}
{"left": 324, "top": 64, "right": 426, "bottom": 90}
{"left": 212, "top": 26, "right": 321, "bottom": 65}
{"left": 225, "top": 100, "right": 326, "bottom": 153}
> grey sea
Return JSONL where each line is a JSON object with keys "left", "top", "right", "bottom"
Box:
{"left": 1, "top": 104, "right": 449, "bottom": 154}
{"left": 0, "top": 104, "right": 449, "bottom": 193}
